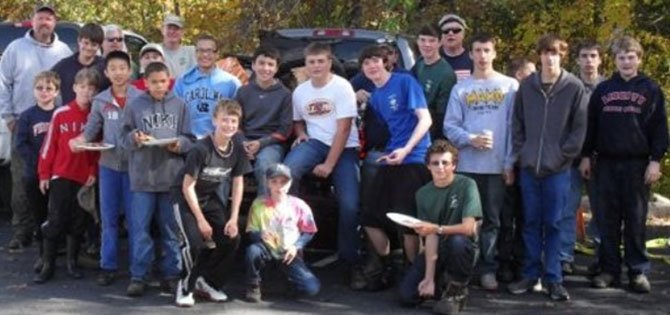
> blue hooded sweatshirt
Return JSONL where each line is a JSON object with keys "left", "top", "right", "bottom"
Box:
{"left": 174, "top": 66, "right": 241, "bottom": 138}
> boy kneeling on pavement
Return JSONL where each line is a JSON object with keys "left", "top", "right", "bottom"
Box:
{"left": 244, "top": 163, "right": 320, "bottom": 302}
{"left": 399, "top": 140, "right": 481, "bottom": 315}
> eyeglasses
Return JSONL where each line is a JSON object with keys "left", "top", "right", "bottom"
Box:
{"left": 429, "top": 160, "right": 452, "bottom": 167}
{"left": 106, "top": 37, "right": 123, "bottom": 43}
{"left": 442, "top": 28, "right": 463, "bottom": 35}
{"left": 34, "top": 86, "right": 56, "bottom": 92}
{"left": 196, "top": 48, "right": 217, "bottom": 54}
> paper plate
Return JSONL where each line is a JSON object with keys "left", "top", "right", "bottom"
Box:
{"left": 386, "top": 212, "right": 422, "bottom": 227}
{"left": 142, "top": 137, "right": 179, "bottom": 146}
{"left": 76, "top": 143, "right": 115, "bottom": 151}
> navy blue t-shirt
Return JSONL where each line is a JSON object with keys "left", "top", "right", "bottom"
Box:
{"left": 440, "top": 49, "right": 473, "bottom": 82}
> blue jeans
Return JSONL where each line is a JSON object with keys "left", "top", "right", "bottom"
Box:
{"left": 99, "top": 166, "right": 133, "bottom": 271}
{"left": 245, "top": 242, "right": 320, "bottom": 296}
{"left": 519, "top": 168, "right": 569, "bottom": 284}
{"left": 253, "top": 144, "right": 285, "bottom": 196}
{"left": 398, "top": 235, "right": 477, "bottom": 305}
{"left": 460, "top": 173, "right": 505, "bottom": 274}
{"left": 559, "top": 166, "right": 582, "bottom": 263}
{"left": 129, "top": 191, "right": 181, "bottom": 281}
{"left": 283, "top": 139, "right": 361, "bottom": 263}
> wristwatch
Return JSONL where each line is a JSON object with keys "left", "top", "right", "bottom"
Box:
{"left": 437, "top": 225, "right": 444, "bottom": 235}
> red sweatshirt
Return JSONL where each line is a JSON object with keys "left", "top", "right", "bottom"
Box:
{"left": 38, "top": 101, "right": 99, "bottom": 185}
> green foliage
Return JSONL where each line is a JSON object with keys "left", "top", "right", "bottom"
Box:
{"left": 2, "top": 0, "right": 670, "bottom": 195}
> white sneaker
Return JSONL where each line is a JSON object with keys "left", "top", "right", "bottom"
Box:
{"left": 195, "top": 276, "right": 228, "bottom": 302}
{"left": 175, "top": 279, "right": 195, "bottom": 307}
{"left": 532, "top": 279, "right": 543, "bottom": 292}
{"left": 480, "top": 273, "right": 499, "bottom": 290}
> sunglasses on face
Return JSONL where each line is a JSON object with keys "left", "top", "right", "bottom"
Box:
{"left": 442, "top": 28, "right": 463, "bottom": 35}
{"left": 106, "top": 37, "right": 123, "bottom": 43}
{"left": 429, "top": 160, "right": 452, "bottom": 167}
{"left": 34, "top": 86, "right": 55, "bottom": 92}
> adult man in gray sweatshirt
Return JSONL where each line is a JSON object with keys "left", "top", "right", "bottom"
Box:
{"left": 444, "top": 33, "right": 518, "bottom": 291}
{"left": 508, "top": 34, "right": 588, "bottom": 302}
{"left": 0, "top": 4, "right": 72, "bottom": 250}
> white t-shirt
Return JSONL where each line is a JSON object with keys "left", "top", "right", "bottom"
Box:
{"left": 292, "top": 75, "right": 359, "bottom": 148}
{"left": 162, "top": 44, "right": 197, "bottom": 78}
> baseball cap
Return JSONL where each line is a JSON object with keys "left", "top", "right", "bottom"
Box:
{"left": 438, "top": 14, "right": 467, "bottom": 30}
{"left": 163, "top": 14, "right": 184, "bottom": 28}
{"left": 34, "top": 3, "right": 56, "bottom": 15}
{"left": 266, "top": 163, "right": 292, "bottom": 181}
{"left": 140, "top": 43, "right": 165, "bottom": 58}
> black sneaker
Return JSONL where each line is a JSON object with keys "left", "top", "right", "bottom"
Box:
{"left": 507, "top": 278, "right": 537, "bottom": 295}
{"left": 546, "top": 283, "right": 570, "bottom": 301}
{"left": 161, "top": 278, "right": 179, "bottom": 294}
{"left": 629, "top": 274, "right": 651, "bottom": 293}
{"left": 127, "top": 280, "right": 146, "bottom": 297}
{"left": 245, "top": 285, "right": 262, "bottom": 303}
{"left": 433, "top": 282, "right": 467, "bottom": 315}
{"left": 97, "top": 270, "right": 116, "bottom": 286}
{"left": 7, "top": 238, "right": 23, "bottom": 251}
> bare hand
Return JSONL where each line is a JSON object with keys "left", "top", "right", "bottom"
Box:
{"left": 377, "top": 147, "right": 409, "bottom": 165}
{"left": 503, "top": 169, "right": 515, "bottom": 186}
{"left": 412, "top": 222, "right": 438, "bottom": 237}
{"left": 197, "top": 218, "right": 213, "bottom": 240}
{"left": 69, "top": 135, "right": 85, "bottom": 153}
{"left": 243, "top": 140, "right": 261, "bottom": 159}
{"left": 418, "top": 278, "right": 435, "bottom": 298}
{"left": 469, "top": 134, "right": 492, "bottom": 150}
{"left": 39, "top": 180, "right": 49, "bottom": 195}
{"left": 134, "top": 131, "right": 151, "bottom": 146}
{"left": 312, "top": 163, "right": 333, "bottom": 178}
{"left": 224, "top": 218, "right": 238, "bottom": 238}
{"left": 355, "top": 89, "right": 371, "bottom": 104}
{"left": 292, "top": 134, "right": 309, "bottom": 149}
{"left": 5, "top": 119, "right": 16, "bottom": 132}
{"left": 645, "top": 161, "right": 662, "bottom": 184}
{"left": 283, "top": 245, "right": 298, "bottom": 265}
{"left": 84, "top": 175, "right": 96, "bottom": 187}
{"left": 579, "top": 158, "right": 591, "bottom": 180}
{"left": 166, "top": 141, "right": 181, "bottom": 153}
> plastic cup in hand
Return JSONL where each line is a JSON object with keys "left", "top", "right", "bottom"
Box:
{"left": 482, "top": 129, "right": 494, "bottom": 149}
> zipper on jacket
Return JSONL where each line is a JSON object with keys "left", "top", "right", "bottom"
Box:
{"left": 535, "top": 90, "right": 550, "bottom": 175}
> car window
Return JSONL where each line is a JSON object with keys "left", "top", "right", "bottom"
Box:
{"left": 124, "top": 34, "right": 145, "bottom": 63}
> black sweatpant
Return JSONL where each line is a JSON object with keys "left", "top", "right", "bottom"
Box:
{"left": 175, "top": 198, "right": 240, "bottom": 292}
{"left": 596, "top": 158, "right": 651, "bottom": 277}
{"left": 42, "top": 178, "right": 87, "bottom": 241}
{"left": 24, "top": 177, "right": 49, "bottom": 241}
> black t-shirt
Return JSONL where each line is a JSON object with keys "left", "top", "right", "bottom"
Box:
{"left": 175, "top": 136, "right": 252, "bottom": 208}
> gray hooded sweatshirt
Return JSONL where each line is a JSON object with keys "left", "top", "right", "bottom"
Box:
{"left": 512, "top": 70, "right": 588, "bottom": 177}
{"left": 0, "top": 31, "right": 72, "bottom": 119}
{"left": 120, "top": 91, "right": 194, "bottom": 192}
{"left": 82, "top": 86, "right": 142, "bottom": 171}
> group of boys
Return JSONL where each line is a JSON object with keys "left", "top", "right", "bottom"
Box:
{"left": 0, "top": 6, "right": 667, "bottom": 315}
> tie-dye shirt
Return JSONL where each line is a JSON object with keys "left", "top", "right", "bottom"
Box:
{"left": 246, "top": 195, "right": 318, "bottom": 258}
